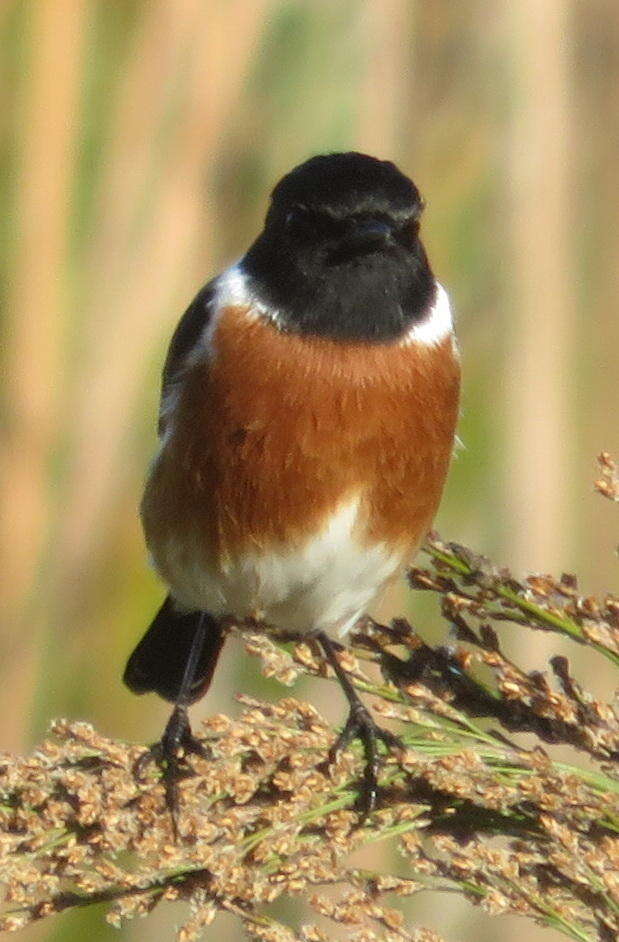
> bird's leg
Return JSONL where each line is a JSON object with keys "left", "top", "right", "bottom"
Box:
{"left": 135, "top": 613, "right": 223, "bottom": 837}
{"left": 317, "top": 631, "right": 402, "bottom": 821}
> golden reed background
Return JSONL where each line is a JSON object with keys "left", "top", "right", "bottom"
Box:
{"left": 1, "top": 1, "right": 618, "bottom": 939}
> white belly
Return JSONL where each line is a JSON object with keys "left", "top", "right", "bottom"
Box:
{"left": 155, "top": 497, "right": 404, "bottom": 637}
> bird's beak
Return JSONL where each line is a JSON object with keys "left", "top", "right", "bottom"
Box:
{"left": 350, "top": 219, "right": 393, "bottom": 248}
{"left": 326, "top": 219, "right": 394, "bottom": 265}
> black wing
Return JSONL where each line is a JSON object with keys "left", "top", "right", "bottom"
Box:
{"left": 158, "top": 281, "right": 216, "bottom": 436}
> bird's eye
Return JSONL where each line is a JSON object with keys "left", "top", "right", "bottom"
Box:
{"left": 284, "top": 206, "right": 344, "bottom": 243}
{"left": 394, "top": 217, "right": 420, "bottom": 249}
{"left": 285, "top": 206, "right": 310, "bottom": 228}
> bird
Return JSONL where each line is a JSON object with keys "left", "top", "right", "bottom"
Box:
{"left": 124, "top": 151, "right": 461, "bottom": 824}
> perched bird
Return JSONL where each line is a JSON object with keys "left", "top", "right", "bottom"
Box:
{"left": 124, "top": 152, "right": 460, "bottom": 820}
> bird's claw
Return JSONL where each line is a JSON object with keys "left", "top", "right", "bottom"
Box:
{"left": 328, "top": 700, "right": 403, "bottom": 822}
{"left": 134, "top": 705, "right": 209, "bottom": 838}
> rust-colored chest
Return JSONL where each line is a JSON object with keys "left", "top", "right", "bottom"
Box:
{"left": 142, "top": 306, "right": 460, "bottom": 566}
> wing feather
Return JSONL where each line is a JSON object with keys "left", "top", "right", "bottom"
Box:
{"left": 158, "top": 281, "right": 215, "bottom": 436}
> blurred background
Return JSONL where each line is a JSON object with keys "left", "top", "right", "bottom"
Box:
{"left": 1, "top": 1, "right": 618, "bottom": 939}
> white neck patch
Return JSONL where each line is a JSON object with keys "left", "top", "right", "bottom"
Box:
{"left": 213, "top": 263, "right": 283, "bottom": 328}
{"left": 194, "top": 263, "right": 282, "bottom": 362}
{"left": 399, "top": 282, "right": 454, "bottom": 348}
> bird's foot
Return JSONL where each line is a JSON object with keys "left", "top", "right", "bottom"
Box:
{"left": 134, "top": 705, "right": 209, "bottom": 838}
{"left": 328, "top": 700, "right": 403, "bottom": 822}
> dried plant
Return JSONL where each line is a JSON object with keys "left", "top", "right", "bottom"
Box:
{"left": 596, "top": 452, "right": 619, "bottom": 503}
{"left": 1, "top": 461, "right": 618, "bottom": 941}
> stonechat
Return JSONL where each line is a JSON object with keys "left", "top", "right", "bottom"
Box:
{"left": 124, "top": 152, "right": 460, "bottom": 821}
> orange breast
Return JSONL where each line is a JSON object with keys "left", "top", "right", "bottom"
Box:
{"left": 142, "top": 306, "right": 460, "bottom": 575}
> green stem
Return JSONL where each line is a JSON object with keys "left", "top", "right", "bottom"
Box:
{"left": 425, "top": 545, "right": 619, "bottom": 668}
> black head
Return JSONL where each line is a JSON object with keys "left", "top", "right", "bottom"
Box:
{"left": 243, "top": 152, "right": 436, "bottom": 342}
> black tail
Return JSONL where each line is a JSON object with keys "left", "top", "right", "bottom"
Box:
{"left": 123, "top": 596, "right": 225, "bottom": 705}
